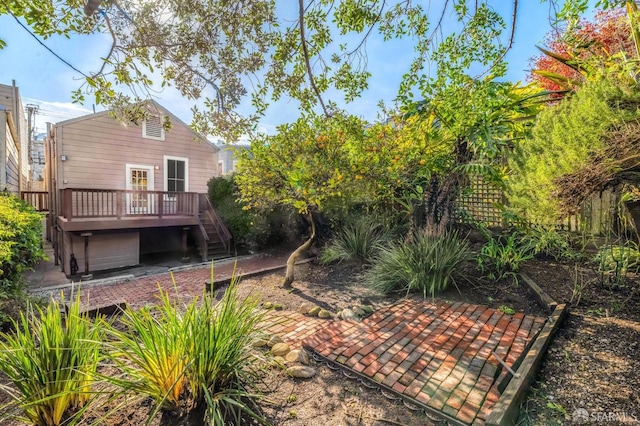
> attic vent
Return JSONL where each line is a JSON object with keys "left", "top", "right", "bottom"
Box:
{"left": 143, "top": 116, "right": 165, "bottom": 140}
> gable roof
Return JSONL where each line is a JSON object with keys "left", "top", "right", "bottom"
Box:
{"left": 55, "top": 100, "right": 219, "bottom": 152}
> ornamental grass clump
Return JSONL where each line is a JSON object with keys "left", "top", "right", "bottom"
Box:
{"left": 319, "top": 218, "right": 391, "bottom": 264}
{"left": 107, "top": 273, "right": 266, "bottom": 425}
{"left": 365, "top": 231, "right": 471, "bottom": 298}
{"left": 186, "top": 278, "right": 265, "bottom": 425}
{"left": 106, "top": 288, "right": 189, "bottom": 415}
{"left": 0, "top": 296, "right": 103, "bottom": 426}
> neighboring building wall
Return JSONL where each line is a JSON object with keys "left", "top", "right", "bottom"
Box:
{"left": 0, "top": 110, "right": 21, "bottom": 193}
{"left": 55, "top": 111, "right": 218, "bottom": 192}
{"left": 218, "top": 144, "right": 248, "bottom": 175}
{"left": 0, "top": 83, "right": 28, "bottom": 190}
{"left": 62, "top": 231, "right": 140, "bottom": 276}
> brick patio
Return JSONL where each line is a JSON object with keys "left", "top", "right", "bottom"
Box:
{"left": 261, "top": 300, "right": 545, "bottom": 425}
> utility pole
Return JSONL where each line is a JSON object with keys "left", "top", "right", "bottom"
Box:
{"left": 26, "top": 104, "right": 39, "bottom": 187}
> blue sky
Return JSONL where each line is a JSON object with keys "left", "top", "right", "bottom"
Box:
{"left": 0, "top": 2, "right": 564, "bottom": 138}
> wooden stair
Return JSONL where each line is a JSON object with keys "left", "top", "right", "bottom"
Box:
{"left": 195, "top": 194, "right": 232, "bottom": 261}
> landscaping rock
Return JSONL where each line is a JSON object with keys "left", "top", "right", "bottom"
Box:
{"left": 299, "top": 304, "right": 311, "bottom": 314}
{"left": 308, "top": 306, "right": 321, "bottom": 316}
{"left": 271, "top": 343, "right": 291, "bottom": 357}
{"left": 353, "top": 306, "right": 366, "bottom": 317}
{"left": 360, "top": 305, "right": 374, "bottom": 314}
{"left": 252, "top": 337, "right": 268, "bottom": 348}
{"left": 318, "top": 309, "right": 332, "bottom": 319}
{"left": 262, "top": 301, "right": 274, "bottom": 309}
{"left": 285, "top": 349, "right": 310, "bottom": 365}
{"left": 341, "top": 308, "right": 359, "bottom": 321}
{"left": 273, "top": 356, "right": 286, "bottom": 366}
{"left": 286, "top": 366, "right": 316, "bottom": 379}
{"left": 267, "top": 335, "right": 284, "bottom": 348}
{"left": 273, "top": 303, "right": 284, "bottom": 310}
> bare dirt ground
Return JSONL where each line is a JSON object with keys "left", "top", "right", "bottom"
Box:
{"left": 518, "top": 260, "right": 640, "bottom": 425}
{"left": 2, "top": 258, "right": 639, "bottom": 425}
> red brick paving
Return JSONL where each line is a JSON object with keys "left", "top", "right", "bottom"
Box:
{"left": 70, "top": 253, "right": 291, "bottom": 310}
{"left": 261, "top": 299, "right": 544, "bottom": 425}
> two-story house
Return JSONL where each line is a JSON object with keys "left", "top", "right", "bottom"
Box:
{"left": 36, "top": 101, "right": 231, "bottom": 277}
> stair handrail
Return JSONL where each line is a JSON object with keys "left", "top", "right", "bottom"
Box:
{"left": 198, "top": 194, "right": 232, "bottom": 254}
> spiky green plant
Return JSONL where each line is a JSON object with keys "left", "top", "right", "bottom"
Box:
{"left": 107, "top": 272, "right": 266, "bottom": 425}
{"left": 477, "top": 233, "right": 533, "bottom": 283}
{"left": 0, "top": 296, "right": 103, "bottom": 426}
{"left": 319, "top": 218, "right": 391, "bottom": 264}
{"left": 186, "top": 277, "right": 266, "bottom": 425}
{"left": 106, "top": 288, "right": 189, "bottom": 415}
{"left": 365, "top": 232, "right": 471, "bottom": 298}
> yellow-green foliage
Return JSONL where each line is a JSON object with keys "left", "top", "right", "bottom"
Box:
{"left": 507, "top": 78, "right": 640, "bottom": 222}
{"left": 0, "top": 192, "right": 44, "bottom": 295}
{"left": 0, "top": 297, "right": 103, "bottom": 426}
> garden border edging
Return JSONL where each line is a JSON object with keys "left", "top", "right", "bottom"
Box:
{"left": 485, "top": 301, "right": 568, "bottom": 426}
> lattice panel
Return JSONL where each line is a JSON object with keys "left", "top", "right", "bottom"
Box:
{"left": 456, "top": 176, "right": 504, "bottom": 227}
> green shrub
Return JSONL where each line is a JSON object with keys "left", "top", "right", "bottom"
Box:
{"left": 0, "top": 192, "right": 45, "bottom": 296}
{"left": 0, "top": 296, "right": 103, "bottom": 426}
{"left": 319, "top": 218, "right": 391, "bottom": 264}
{"left": 186, "top": 279, "right": 264, "bottom": 425}
{"left": 107, "top": 275, "right": 265, "bottom": 424}
{"left": 477, "top": 233, "right": 533, "bottom": 282}
{"left": 520, "top": 226, "right": 578, "bottom": 261}
{"left": 208, "top": 175, "right": 255, "bottom": 245}
{"left": 594, "top": 241, "right": 640, "bottom": 284}
{"left": 365, "top": 232, "right": 471, "bottom": 298}
{"left": 208, "top": 175, "right": 301, "bottom": 248}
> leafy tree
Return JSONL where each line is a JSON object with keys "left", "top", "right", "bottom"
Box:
{"left": 235, "top": 112, "right": 366, "bottom": 287}
{"left": 507, "top": 77, "right": 640, "bottom": 222}
{"left": 1, "top": 1, "right": 525, "bottom": 140}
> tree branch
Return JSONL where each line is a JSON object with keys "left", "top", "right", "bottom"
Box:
{"left": 298, "top": 0, "right": 330, "bottom": 116}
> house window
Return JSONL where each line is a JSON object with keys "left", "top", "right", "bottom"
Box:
{"left": 142, "top": 116, "right": 165, "bottom": 141}
{"left": 164, "top": 155, "right": 189, "bottom": 192}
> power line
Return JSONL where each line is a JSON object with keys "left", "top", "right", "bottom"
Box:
{"left": 4, "top": 7, "right": 90, "bottom": 78}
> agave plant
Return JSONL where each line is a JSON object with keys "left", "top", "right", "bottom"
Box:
{"left": 0, "top": 296, "right": 103, "bottom": 426}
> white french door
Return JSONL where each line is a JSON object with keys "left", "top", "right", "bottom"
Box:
{"left": 125, "top": 164, "right": 154, "bottom": 214}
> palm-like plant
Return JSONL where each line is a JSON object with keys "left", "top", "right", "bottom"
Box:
{"left": 533, "top": 2, "right": 640, "bottom": 96}
{"left": 0, "top": 296, "right": 103, "bottom": 426}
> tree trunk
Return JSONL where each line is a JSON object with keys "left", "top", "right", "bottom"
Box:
{"left": 423, "top": 137, "right": 470, "bottom": 236}
{"left": 283, "top": 211, "right": 316, "bottom": 289}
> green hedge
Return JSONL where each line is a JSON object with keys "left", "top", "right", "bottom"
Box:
{"left": 0, "top": 192, "right": 44, "bottom": 297}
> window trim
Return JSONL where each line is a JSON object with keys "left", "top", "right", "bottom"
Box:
{"left": 142, "top": 116, "right": 165, "bottom": 141}
{"left": 163, "top": 155, "right": 189, "bottom": 192}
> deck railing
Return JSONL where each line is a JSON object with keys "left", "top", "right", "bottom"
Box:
{"left": 60, "top": 188, "right": 199, "bottom": 221}
{"left": 21, "top": 191, "right": 50, "bottom": 212}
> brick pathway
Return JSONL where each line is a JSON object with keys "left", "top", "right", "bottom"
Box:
{"left": 65, "top": 253, "right": 291, "bottom": 311}
{"left": 261, "top": 300, "right": 545, "bottom": 426}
